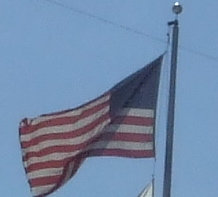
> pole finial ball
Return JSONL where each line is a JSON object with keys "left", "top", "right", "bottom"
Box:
{"left": 172, "top": 2, "right": 183, "bottom": 14}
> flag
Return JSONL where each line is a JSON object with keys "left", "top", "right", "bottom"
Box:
{"left": 138, "top": 181, "right": 153, "bottom": 197}
{"left": 19, "top": 55, "right": 163, "bottom": 197}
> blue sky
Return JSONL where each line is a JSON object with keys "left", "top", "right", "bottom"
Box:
{"left": 1, "top": 0, "right": 218, "bottom": 197}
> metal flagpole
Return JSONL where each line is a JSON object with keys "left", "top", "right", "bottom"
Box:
{"left": 152, "top": 177, "right": 155, "bottom": 197}
{"left": 163, "top": 2, "right": 183, "bottom": 197}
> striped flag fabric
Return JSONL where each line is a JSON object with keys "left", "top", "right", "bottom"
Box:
{"left": 19, "top": 55, "right": 163, "bottom": 197}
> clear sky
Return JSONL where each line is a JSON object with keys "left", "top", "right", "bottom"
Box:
{"left": 1, "top": 0, "right": 218, "bottom": 197}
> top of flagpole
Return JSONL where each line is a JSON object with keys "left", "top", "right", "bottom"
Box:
{"left": 172, "top": 2, "right": 183, "bottom": 19}
{"left": 172, "top": 2, "right": 183, "bottom": 14}
{"left": 168, "top": 2, "right": 183, "bottom": 26}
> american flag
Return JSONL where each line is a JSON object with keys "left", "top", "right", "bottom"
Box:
{"left": 19, "top": 55, "right": 163, "bottom": 197}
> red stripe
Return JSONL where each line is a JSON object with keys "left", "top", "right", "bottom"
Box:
{"left": 26, "top": 149, "right": 154, "bottom": 173}
{"left": 21, "top": 113, "right": 110, "bottom": 148}
{"left": 30, "top": 175, "right": 60, "bottom": 187}
{"left": 20, "top": 100, "right": 109, "bottom": 134}
{"left": 26, "top": 149, "right": 154, "bottom": 174}
{"left": 26, "top": 156, "right": 82, "bottom": 174}
{"left": 23, "top": 127, "right": 151, "bottom": 160}
{"left": 27, "top": 159, "right": 69, "bottom": 172}
{"left": 97, "top": 132, "right": 153, "bottom": 142}
{"left": 113, "top": 116, "right": 154, "bottom": 126}
{"left": 39, "top": 93, "right": 110, "bottom": 117}
{"left": 23, "top": 118, "right": 110, "bottom": 159}
{"left": 86, "top": 149, "right": 154, "bottom": 158}
{"left": 24, "top": 123, "right": 110, "bottom": 159}
{"left": 30, "top": 157, "right": 85, "bottom": 197}
{"left": 25, "top": 143, "right": 88, "bottom": 159}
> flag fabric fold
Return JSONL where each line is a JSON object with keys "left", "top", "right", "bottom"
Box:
{"left": 19, "top": 55, "right": 163, "bottom": 197}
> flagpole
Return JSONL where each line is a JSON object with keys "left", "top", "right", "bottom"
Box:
{"left": 163, "top": 2, "right": 182, "bottom": 197}
{"left": 152, "top": 177, "right": 155, "bottom": 197}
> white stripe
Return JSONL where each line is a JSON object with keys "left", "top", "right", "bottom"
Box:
{"left": 25, "top": 141, "right": 153, "bottom": 168}
{"left": 28, "top": 168, "right": 63, "bottom": 179}
{"left": 32, "top": 184, "right": 55, "bottom": 196}
{"left": 26, "top": 151, "right": 81, "bottom": 168}
{"left": 30, "top": 95, "right": 110, "bottom": 125}
{"left": 21, "top": 106, "right": 110, "bottom": 142}
{"left": 117, "top": 108, "right": 154, "bottom": 118}
{"left": 23, "top": 118, "right": 110, "bottom": 153}
{"left": 89, "top": 141, "right": 153, "bottom": 151}
{"left": 105, "top": 124, "right": 153, "bottom": 134}
{"left": 24, "top": 120, "right": 152, "bottom": 167}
